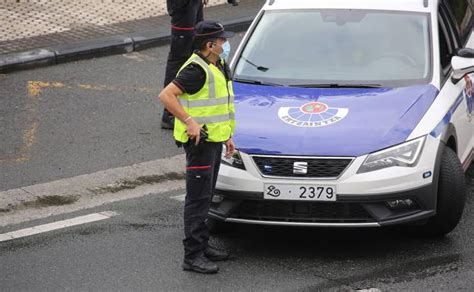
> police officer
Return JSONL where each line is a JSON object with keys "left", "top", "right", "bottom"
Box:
{"left": 161, "top": 0, "right": 238, "bottom": 129}
{"left": 161, "top": 0, "right": 205, "bottom": 129}
{"left": 158, "top": 21, "right": 235, "bottom": 274}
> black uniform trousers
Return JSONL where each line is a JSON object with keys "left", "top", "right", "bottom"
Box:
{"left": 162, "top": 1, "right": 204, "bottom": 122}
{"left": 182, "top": 141, "right": 222, "bottom": 260}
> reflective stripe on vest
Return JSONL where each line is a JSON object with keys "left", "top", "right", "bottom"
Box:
{"left": 193, "top": 112, "right": 235, "bottom": 124}
{"left": 192, "top": 56, "right": 215, "bottom": 99}
{"left": 179, "top": 95, "right": 235, "bottom": 108}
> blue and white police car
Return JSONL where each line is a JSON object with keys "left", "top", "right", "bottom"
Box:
{"left": 210, "top": 0, "right": 474, "bottom": 235}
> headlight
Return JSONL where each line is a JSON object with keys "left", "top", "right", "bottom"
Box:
{"left": 357, "top": 136, "right": 426, "bottom": 174}
{"left": 221, "top": 146, "right": 246, "bottom": 170}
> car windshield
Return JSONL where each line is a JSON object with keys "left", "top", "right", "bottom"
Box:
{"left": 234, "top": 9, "right": 432, "bottom": 87}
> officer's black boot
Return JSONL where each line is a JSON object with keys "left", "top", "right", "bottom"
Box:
{"left": 182, "top": 253, "right": 219, "bottom": 274}
{"left": 161, "top": 108, "right": 175, "bottom": 130}
{"left": 204, "top": 246, "right": 231, "bottom": 261}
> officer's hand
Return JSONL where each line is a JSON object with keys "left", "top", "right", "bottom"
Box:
{"left": 224, "top": 138, "right": 235, "bottom": 158}
{"left": 202, "top": 0, "right": 209, "bottom": 6}
{"left": 186, "top": 119, "right": 202, "bottom": 145}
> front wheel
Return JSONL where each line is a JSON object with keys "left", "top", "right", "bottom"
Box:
{"left": 420, "top": 146, "right": 467, "bottom": 236}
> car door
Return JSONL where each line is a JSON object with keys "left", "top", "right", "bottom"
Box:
{"left": 437, "top": 1, "right": 474, "bottom": 170}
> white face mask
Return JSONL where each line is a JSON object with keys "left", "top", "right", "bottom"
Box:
{"left": 210, "top": 41, "right": 231, "bottom": 61}
{"left": 219, "top": 41, "right": 231, "bottom": 61}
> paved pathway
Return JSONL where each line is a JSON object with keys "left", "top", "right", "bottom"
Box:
{"left": 0, "top": 0, "right": 264, "bottom": 55}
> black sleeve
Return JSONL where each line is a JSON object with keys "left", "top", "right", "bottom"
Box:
{"left": 172, "top": 63, "right": 206, "bottom": 95}
{"left": 223, "top": 62, "right": 233, "bottom": 80}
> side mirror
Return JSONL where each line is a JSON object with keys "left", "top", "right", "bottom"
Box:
{"left": 451, "top": 48, "right": 474, "bottom": 83}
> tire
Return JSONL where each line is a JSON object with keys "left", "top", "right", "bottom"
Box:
{"left": 419, "top": 146, "right": 467, "bottom": 236}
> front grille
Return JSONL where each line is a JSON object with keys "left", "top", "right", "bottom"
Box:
{"left": 233, "top": 201, "right": 374, "bottom": 223}
{"left": 252, "top": 156, "right": 352, "bottom": 178}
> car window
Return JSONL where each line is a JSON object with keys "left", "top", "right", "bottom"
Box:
{"left": 234, "top": 10, "right": 432, "bottom": 87}
{"left": 446, "top": 0, "right": 474, "bottom": 45}
{"left": 438, "top": 13, "right": 454, "bottom": 74}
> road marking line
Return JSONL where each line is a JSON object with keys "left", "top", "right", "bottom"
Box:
{"left": 0, "top": 211, "right": 118, "bottom": 242}
{"left": 121, "top": 52, "right": 157, "bottom": 62}
{"left": 27, "top": 80, "right": 155, "bottom": 95}
{"left": 170, "top": 194, "right": 186, "bottom": 202}
{"left": 0, "top": 81, "right": 41, "bottom": 163}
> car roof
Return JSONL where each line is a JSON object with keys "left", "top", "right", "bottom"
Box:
{"left": 263, "top": 0, "right": 438, "bottom": 13}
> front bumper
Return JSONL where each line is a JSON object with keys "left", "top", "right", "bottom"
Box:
{"left": 210, "top": 135, "right": 443, "bottom": 227}
{"left": 209, "top": 183, "right": 436, "bottom": 227}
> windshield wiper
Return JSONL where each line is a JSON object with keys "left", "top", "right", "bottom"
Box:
{"left": 234, "top": 78, "right": 284, "bottom": 87}
{"left": 289, "top": 83, "right": 382, "bottom": 88}
{"left": 240, "top": 56, "right": 270, "bottom": 72}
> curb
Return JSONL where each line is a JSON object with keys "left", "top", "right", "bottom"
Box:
{"left": 0, "top": 49, "right": 56, "bottom": 72}
{"left": 0, "top": 154, "right": 186, "bottom": 226}
{"left": 0, "top": 16, "right": 253, "bottom": 73}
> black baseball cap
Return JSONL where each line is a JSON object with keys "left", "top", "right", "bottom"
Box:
{"left": 194, "top": 20, "right": 235, "bottom": 39}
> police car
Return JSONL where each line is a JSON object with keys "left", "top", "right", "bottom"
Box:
{"left": 209, "top": 0, "right": 474, "bottom": 235}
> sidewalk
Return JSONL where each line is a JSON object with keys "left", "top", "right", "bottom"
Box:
{"left": 0, "top": 0, "right": 264, "bottom": 72}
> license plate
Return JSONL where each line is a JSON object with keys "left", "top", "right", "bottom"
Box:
{"left": 264, "top": 184, "right": 336, "bottom": 201}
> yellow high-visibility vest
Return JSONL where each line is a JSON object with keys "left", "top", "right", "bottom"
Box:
{"left": 174, "top": 53, "right": 235, "bottom": 143}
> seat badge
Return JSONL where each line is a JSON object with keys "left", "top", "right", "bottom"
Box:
{"left": 293, "top": 162, "right": 308, "bottom": 174}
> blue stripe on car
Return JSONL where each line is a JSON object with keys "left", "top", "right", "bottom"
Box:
{"left": 430, "top": 92, "right": 464, "bottom": 138}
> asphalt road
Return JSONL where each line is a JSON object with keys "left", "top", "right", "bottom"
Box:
{"left": 0, "top": 167, "right": 473, "bottom": 291}
{"left": 1, "top": 30, "right": 474, "bottom": 291}
{"left": 0, "top": 33, "right": 244, "bottom": 191}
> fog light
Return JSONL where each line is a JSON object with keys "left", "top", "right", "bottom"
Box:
{"left": 423, "top": 171, "right": 432, "bottom": 179}
{"left": 385, "top": 199, "right": 416, "bottom": 210}
{"left": 212, "top": 195, "right": 224, "bottom": 203}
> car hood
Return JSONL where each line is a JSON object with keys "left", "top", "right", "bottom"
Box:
{"left": 232, "top": 83, "right": 439, "bottom": 157}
